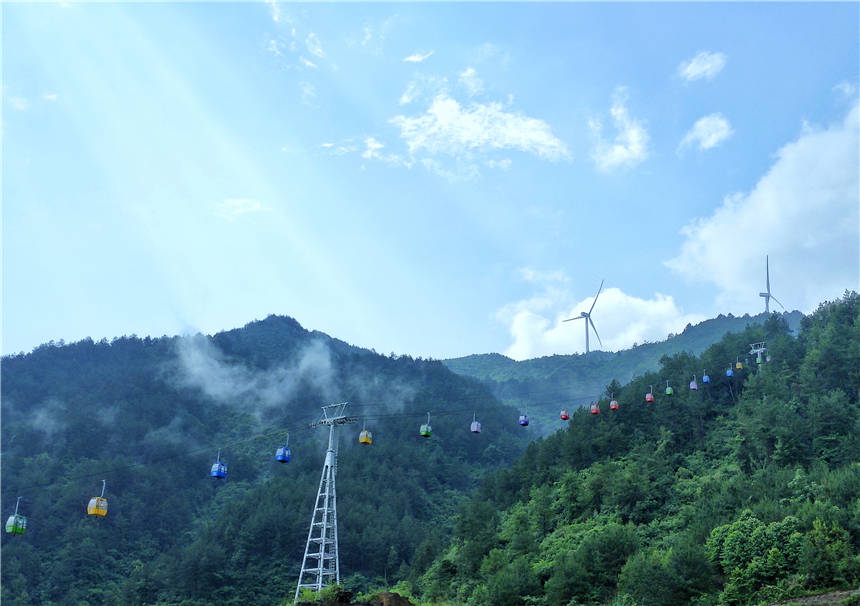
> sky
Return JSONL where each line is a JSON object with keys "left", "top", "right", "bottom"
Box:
{"left": 3, "top": 1, "right": 859, "bottom": 361}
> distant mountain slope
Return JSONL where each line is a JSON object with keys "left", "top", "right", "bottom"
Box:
{"left": 444, "top": 311, "right": 803, "bottom": 429}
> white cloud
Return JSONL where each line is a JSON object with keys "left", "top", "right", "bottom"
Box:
{"left": 300, "top": 81, "right": 317, "bottom": 105}
{"left": 403, "top": 50, "right": 435, "bottom": 63}
{"left": 665, "top": 102, "right": 859, "bottom": 313}
{"left": 397, "top": 74, "right": 449, "bottom": 107}
{"left": 9, "top": 97, "right": 29, "bottom": 111}
{"left": 497, "top": 280, "right": 704, "bottom": 360}
{"left": 361, "top": 137, "right": 408, "bottom": 167}
{"left": 267, "top": 39, "right": 284, "bottom": 57}
{"left": 264, "top": 0, "right": 281, "bottom": 23}
{"left": 589, "top": 87, "right": 649, "bottom": 171}
{"left": 678, "top": 51, "right": 727, "bottom": 81}
{"left": 679, "top": 113, "right": 734, "bottom": 151}
{"left": 399, "top": 82, "right": 419, "bottom": 106}
{"left": 390, "top": 93, "right": 570, "bottom": 162}
{"left": 305, "top": 33, "right": 325, "bottom": 58}
{"left": 834, "top": 81, "right": 857, "bottom": 98}
{"left": 42, "top": 93, "right": 58, "bottom": 102}
{"left": 215, "top": 198, "right": 265, "bottom": 221}
{"left": 299, "top": 56, "right": 318, "bottom": 69}
{"left": 458, "top": 67, "right": 484, "bottom": 97}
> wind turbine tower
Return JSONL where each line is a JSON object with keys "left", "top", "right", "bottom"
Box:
{"left": 759, "top": 255, "right": 785, "bottom": 314}
{"left": 564, "top": 280, "right": 605, "bottom": 354}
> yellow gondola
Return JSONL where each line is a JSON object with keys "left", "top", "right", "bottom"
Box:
{"left": 359, "top": 419, "right": 373, "bottom": 445}
{"left": 87, "top": 480, "right": 108, "bottom": 517}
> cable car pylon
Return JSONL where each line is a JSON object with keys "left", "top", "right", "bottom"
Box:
{"left": 295, "top": 402, "right": 356, "bottom": 603}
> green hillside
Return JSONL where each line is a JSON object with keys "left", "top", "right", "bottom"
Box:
{"left": 412, "top": 294, "right": 859, "bottom": 606}
{"left": 444, "top": 311, "right": 803, "bottom": 432}
{"left": 0, "top": 316, "right": 528, "bottom": 606}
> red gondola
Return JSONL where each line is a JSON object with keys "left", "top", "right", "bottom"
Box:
{"left": 645, "top": 385, "right": 655, "bottom": 403}
{"left": 590, "top": 402, "right": 600, "bottom": 415}
{"left": 560, "top": 409, "right": 570, "bottom": 421}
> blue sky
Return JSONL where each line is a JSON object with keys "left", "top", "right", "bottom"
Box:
{"left": 3, "top": 2, "right": 858, "bottom": 360}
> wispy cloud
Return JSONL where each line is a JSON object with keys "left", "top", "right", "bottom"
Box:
{"left": 458, "top": 67, "right": 484, "bottom": 97}
{"left": 666, "top": 102, "right": 859, "bottom": 313}
{"left": 399, "top": 82, "right": 419, "bottom": 106}
{"left": 361, "top": 136, "right": 408, "bottom": 166}
{"left": 264, "top": 0, "right": 281, "bottom": 23}
{"left": 305, "top": 33, "right": 325, "bottom": 58}
{"left": 678, "top": 50, "right": 727, "bottom": 81}
{"left": 215, "top": 198, "right": 265, "bottom": 221}
{"left": 42, "top": 93, "right": 58, "bottom": 102}
{"left": 589, "top": 87, "right": 649, "bottom": 172}
{"left": 834, "top": 81, "right": 857, "bottom": 98}
{"left": 300, "top": 81, "right": 317, "bottom": 106}
{"left": 679, "top": 113, "right": 734, "bottom": 151}
{"left": 299, "top": 56, "right": 318, "bottom": 69}
{"left": 9, "top": 97, "right": 29, "bottom": 111}
{"left": 403, "top": 50, "right": 435, "bottom": 63}
{"left": 390, "top": 93, "right": 570, "bottom": 162}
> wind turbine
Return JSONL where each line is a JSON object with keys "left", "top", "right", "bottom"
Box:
{"left": 759, "top": 255, "right": 785, "bottom": 313}
{"left": 564, "top": 280, "right": 604, "bottom": 354}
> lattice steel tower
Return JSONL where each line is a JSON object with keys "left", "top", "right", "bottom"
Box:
{"left": 295, "top": 402, "right": 356, "bottom": 603}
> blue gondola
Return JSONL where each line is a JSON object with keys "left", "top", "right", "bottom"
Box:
{"left": 726, "top": 367, "right": 734, "bottom": 377}
{"left": 518, "top": 413, "right": 529, "bottom": 426}
{"left": 275, "top": 433, "right": 292, "bottom": 463}
{"left": 210, "top": 449, "right": 227, "bottom": 479}
{"left": 702, "top": 370, "right": 710, "bottom": 384}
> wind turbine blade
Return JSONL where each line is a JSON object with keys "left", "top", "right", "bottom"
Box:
{"left": 563, "top": 316, "right": 585, "bottom": 322}
{"left": 588, "top": 279, "right": 605, "bottom": 315}
{"left": 766, "top": 256, "right": 770, "bottom": 292}
{"left": 589, "top": 317, "right": 603, "bottom": 347}
{"left": 770, "top": 295, "right": 786, "bottom": 310}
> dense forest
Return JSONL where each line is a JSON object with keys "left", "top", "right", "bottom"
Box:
{"left": 413, "top": 294, "right": 859, "bottom": 605}
{"left": 1, "top": 316, "right": 529, "bottom": 605}
{"left": 1, "top": 295, "right": 857, "bottom": 606}
{"left": 444, "top": 311, "right": 803, "bottom": 433}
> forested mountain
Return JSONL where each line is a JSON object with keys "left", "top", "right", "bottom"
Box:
{"left": 0, "top": 316, "right": 529, "bottom": 605}
{"left": 2, "top": 298, "right": 856, "bottom": 606}
{"left": 414, "top": 294, "right": 859, "bottom": 605}
{"left": 444, "top": 311, "right": 804, "bottom": 433}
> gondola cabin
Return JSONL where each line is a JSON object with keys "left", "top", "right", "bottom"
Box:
{"left": 518, "top": 414, "right": 529, "bottom": 426}
{"left": 609, "top": 398, "right": 619, "bottom": 411}
{"left": 470, "top": 413, "right": 482, "bottom": 433}
{"left": 665, "top": 381, "right": 674, "bottom": 396}
{"left": 756, "top": 353, "right": 763, "bottom": 364}
{"left": 87, "top": 480, "right": 108, "bottom": 516}
{"left": 5, "top": 497, "right": 26, "bottom": 534}
{"left": 702, "top": 372, "right": 711, "bottom": 384}
{"left": 726, "top": 367, "right": 734, "bottom": 377}
{"left": 87, "top": 497, "right": 108, "bottom": 516}
{"left": 420, "top": 412, "right": 432, "bottom": 438}
{"left": 736, "top": 359, "right": 743, "bottom": 370}
{"left": 590, "top": 402, "right": 600, "bottom": 415}
{"left": 645, "top": 386, "right": 655, "bottom": 403}
{"left": 690, "top": 376, "right": 698, "bottom": 391}
{"left": 275, "top": 433, "right": 291, "bottom": 462}
{"left": 560, "top": 409, "right": 570, "bottom": 421}
{"left": 210, "top": 451, "right": 227, "bottom": 479}
{"left": 5, "top": 513, "right": 26, "bottom": 534}
{"left": 359, "top": 429, "right": 373, "bottom": 444}
{"left": 275, "top": 445, "right": 292, "bottom": 462}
